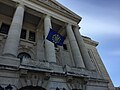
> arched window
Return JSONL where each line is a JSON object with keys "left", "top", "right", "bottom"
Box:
{"left": 17, "top": 52, "right": 31, "bottom": 60}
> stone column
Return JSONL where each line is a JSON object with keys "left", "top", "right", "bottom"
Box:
{"left": 66, "top": 24, "right": 85, "bottom": 68}
{"left": 74, "top": 26, "right": 95, "bottom": 70}
{"left": 3, "top": 4, "right": 24, "bottom": 57}
{"left": 44, "top": 15, "right": 56, "bottom": 63}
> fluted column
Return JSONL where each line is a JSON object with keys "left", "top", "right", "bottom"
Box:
{"left": 44, "top": 15, "right": 56, "bottom": 63}
{"left": 66, "top": 24, "right": 85, "bottom": 68}
{"left": 74, "top": 26, "right": 95, "bottom": 70}
{"left": 3, "top": 4, "right": 24, "bottom": 57}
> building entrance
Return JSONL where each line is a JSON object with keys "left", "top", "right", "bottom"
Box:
{"left": 19, "top": 86, "right": 46, "bottom": 90}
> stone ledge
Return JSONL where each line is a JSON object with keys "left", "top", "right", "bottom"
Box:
{"left": 0, "top": 56, "right": 20, "bottom": 67}
{"left": 21, "top": 58, "right": 50, "bottom": 70}
{"left": 19, "top": 65, "right": 52, "bottom": 73}
{"left": 63, "top": 65, "right": 103, "bottom": 79}
{"left": 50, "top": 64, "right": 64, "bottom": 73}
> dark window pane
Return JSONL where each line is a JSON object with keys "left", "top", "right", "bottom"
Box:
{"left": 17, "top": 52, "right": 31, "bottom": 61}
{"left": 29, "top": 31, "right": 35, "bottom": 42}
{"left": 54, "top": 44, "right": 58, "bottom": 48}
{"left": 63, "top": 44, "right": 67, "bottom": 50}
{"left": 0, "top": 23, "right": 10, "bottom": 34}
{"left": 20, "top": 29, "right": 27, "bottom": 39}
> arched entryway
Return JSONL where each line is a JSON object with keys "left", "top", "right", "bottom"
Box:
{"left": 19, "top": 85, "right": 46, "bottom": 90}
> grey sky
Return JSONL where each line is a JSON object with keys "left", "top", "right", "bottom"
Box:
{"left": 56, "top": 0, "right": 120, "bottom": 87}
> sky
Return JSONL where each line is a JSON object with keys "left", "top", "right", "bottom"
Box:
{"left": 56, "top": 0, "right": 120, "bottom": 87}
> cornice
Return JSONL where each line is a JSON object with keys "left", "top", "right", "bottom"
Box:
{"left": 82, "top": 36, "right": 99, "bottom": 47}
{"left": 10, "top": 0, "right": 78, "bottom": 25}
{"left": 0, "top": 0, "right": 81, "bottom": 25}
{"left": 29, "top": 0, "right": 81, "bottom": 24}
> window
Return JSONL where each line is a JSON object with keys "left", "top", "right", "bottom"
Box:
{"left": 54, "top": 44, "right": 58, "bottom": 48}
{"left": 28, "top": 31, "right": 36, "bottom": 42}
{"left": 20, "top": 30, "right": 36, "bottom": 42}
{"left": 20, "top": 29, "right": 27, "bottom": 39}
{"left": 0, "top": 23, "right": 10, "bottom": 34}
{"left": 17, "top": 52, "right": 31, "bottom": 60}
{"left": 63, "top": 44, "right": 67, "bottom": 50}
{"left": 88, "top": 49, "right": 93, "bottom": 59}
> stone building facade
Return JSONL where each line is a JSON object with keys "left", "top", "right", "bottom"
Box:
{"left": 0, "top": 0, "right": 115, "bottom": 90}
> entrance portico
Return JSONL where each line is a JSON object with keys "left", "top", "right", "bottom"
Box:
{"left": 0, "top": 0, "right": 95, "bottom": 69}
{"left": 0, "top": 0, "right": 112, "bottom": 90}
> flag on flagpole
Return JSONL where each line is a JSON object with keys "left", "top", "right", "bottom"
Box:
{"left": 46, "top": 28, "right": 65, "bottom": 46}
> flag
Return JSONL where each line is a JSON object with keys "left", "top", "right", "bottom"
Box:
{"left": 46, "top": 28, "right": 65, "bottom": 46}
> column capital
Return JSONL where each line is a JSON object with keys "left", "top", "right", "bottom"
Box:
{"left": 17, "top": 0, "right": 26, "bottom": 6}
{"left": 66, "top": 23, "right": 72, "bottom": 26}
{"left": 66, "top": 23, "right": 73, "bottom": 30}
{"left": 44, "top": 14, "right": 52, "bottom": 31}
{"left": 67, "top": 24, "right": 81, "bottom": 31}
{"left": 16, "top": 3, "right": 25, "bottom": 8}
{"left": 44, "top": 14, "right": 51, "bottom": 19}
{"left": 75, "top": 25, "right": 80, "bottom": 29}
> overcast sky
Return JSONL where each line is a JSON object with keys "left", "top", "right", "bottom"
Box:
{"left": 56, "top": 0, "right": 120, "bottom": 87}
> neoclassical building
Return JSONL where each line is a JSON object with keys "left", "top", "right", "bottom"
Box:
{"left": 0, "top": 0, "right": 115, "bottom": 90}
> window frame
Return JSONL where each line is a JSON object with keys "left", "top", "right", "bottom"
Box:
{"left": 20, "top": 29, "right": 27, "bottom": 39}
{"left": 0, "top": 23, "right": 10, "bottom": 35}
{"left": 28, "top": 31, "right": 36, "bottom": 42}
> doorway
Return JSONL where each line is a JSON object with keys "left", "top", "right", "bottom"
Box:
{"left": 19, "top": 85, "right": 46, "bottom": 90}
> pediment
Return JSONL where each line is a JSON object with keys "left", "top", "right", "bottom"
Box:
{"left": 30, "top": 0, "right": 81, "bottom": 23}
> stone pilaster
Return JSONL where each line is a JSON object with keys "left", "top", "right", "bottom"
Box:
{"left": 3, "top": 4, "right": 25, "bottom": 57}
{"left": 44, "top": 15, "right": 56, "bottom": 63}
{"left": 74, "top": 26, "right": 95, "bottom": 70}
{"left": 66, "top": 24, "right": 85, "bottom": 68}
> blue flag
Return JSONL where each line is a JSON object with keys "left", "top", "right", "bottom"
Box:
{"left": 46, "top": 28, "right": 65, "bottom": 46}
